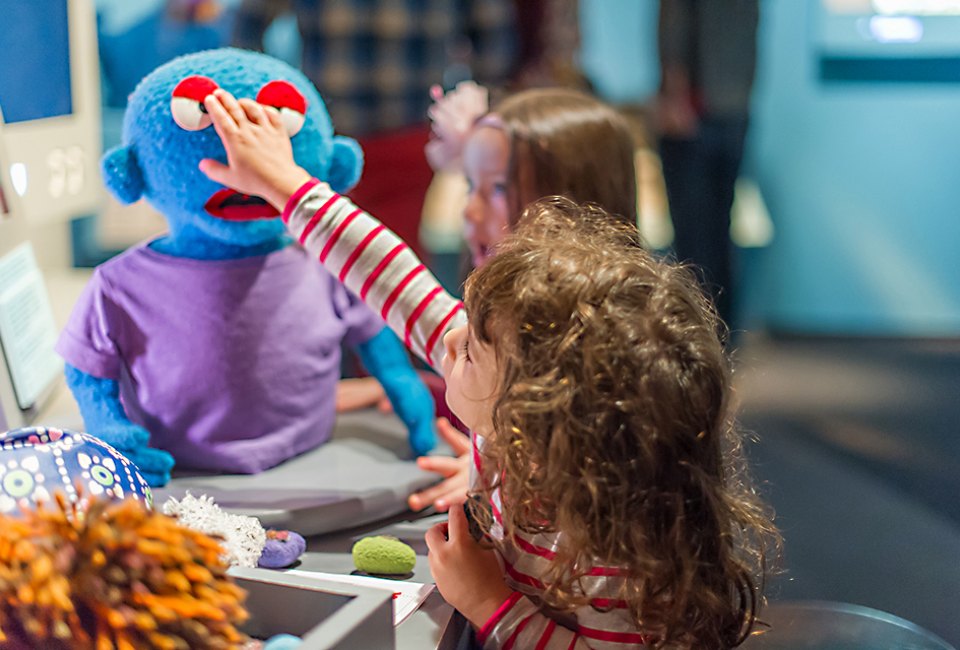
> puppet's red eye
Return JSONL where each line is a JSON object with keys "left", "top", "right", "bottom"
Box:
{"left": 256, "top": 80, "right": 307, "bottom": 136}
{"left": 171, "top": 75, "right": 219, "bottom": 131}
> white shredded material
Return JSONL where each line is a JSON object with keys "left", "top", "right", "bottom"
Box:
{"left": 162, "top": 493, "right": 266, "bottom": 568}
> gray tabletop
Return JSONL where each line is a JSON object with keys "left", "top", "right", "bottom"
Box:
{"left": 298, "top": 510, "right": 464, "bottom": 649}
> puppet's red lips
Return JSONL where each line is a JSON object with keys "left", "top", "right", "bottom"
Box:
{"left": 204, "top": 189, "right": 279, "bottom": 221}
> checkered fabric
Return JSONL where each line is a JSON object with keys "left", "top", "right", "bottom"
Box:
{"left": 233, "top": 0, "right": 517, "bottom": 136}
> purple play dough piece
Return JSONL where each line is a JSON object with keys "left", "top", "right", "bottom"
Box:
{"left": 258, "top": 531, "right": 307, "bottom": 568}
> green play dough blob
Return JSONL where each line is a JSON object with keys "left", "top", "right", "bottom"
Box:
{"left": 352, "top": 535, "right": 417, "bottom": 575}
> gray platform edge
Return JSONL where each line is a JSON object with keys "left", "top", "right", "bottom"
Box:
{"left": 153, "top": 410, "right": 447, "bottom": 536}
{"left": 231, "top": 567, "right": 395, "bottom": 649}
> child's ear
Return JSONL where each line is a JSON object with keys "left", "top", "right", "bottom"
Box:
{"left": 327, "top": 136, "right": 364, "bottom": 194}
{"left": 101, "top": 145, "right": 145, "bottom": 204}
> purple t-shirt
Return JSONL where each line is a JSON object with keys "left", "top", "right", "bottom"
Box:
{"left": 55, "top": 241, "right": 384, "bottom": 474}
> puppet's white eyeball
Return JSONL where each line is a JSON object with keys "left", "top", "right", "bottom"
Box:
{"left": 170, "top": 96, "right": 212, "bottom": 131}
{"left": 257, "top": 80, "right": 308, "bottom": 137}
{"left": 277, "top": 107, "right": 306, "bottom": 136}
{"left": 170, "top": 75, "right": 219, "bottom": 131}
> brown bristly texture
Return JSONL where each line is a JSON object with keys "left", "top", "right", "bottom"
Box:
{"left": 0, "top": 493, "right": 251, "bottom": 649}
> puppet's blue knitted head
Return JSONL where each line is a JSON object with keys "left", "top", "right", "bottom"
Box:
{"left": 101, "top": 48, "right": 362, "bottom": 254}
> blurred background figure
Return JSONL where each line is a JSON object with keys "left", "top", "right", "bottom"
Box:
{"left": 232, "top": 0, "right": 517, "bottom": 260}
{"left": 655, "top": 0, "right": 759, "bottom": 329}
{"left": 509, "top": 0, "right": 585, "bottom": 90}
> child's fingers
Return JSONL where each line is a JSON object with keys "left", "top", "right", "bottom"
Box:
{"left": 433, "top": 496, "right": 462, "bottom": 512}
{"left": 198, "top": 158, "right": 231, "bottom": 185}
{"left": 430, "top": 84, "right": 444, "bottom": 101}
{"left": 447, "top": 504, "right": 468, "bottom": 542}
{"left": 455, "top": 80, "right": 481, "bottom": 94}
{"left": 264, "top": 105, "right": 284, "bottom": 130}
{"left": 436, "top": 417, "right": 471, "bottom": 454}
{"left": 408, "top": 477, "right": 455, "bottom": 512}
{"left": 424, "top": 521, "right": 449, "bottom": 551}
{"left": 428, "top": 104, "right": 453, "bottom": 130}
{"left": 377, "top": 396, "right": 393, "bottom": 413}
{"left": 456, "top": 81, "right": 488, "bottom": 107}
{"left": 415, "top": 454, "right": 461, "bottom": 475}
{"left": 238, "top": 97, "right": 267, "bottom": 125}
{"left": 204, "top": 94, "right": 239, "bottom": 135}
{"left": 213, "top": 89, "right": 248, "bottom": 127}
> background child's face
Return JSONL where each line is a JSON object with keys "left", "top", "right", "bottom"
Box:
{"left": 462, "top": 126, "right": 511, "bottom": 268}
{"left": 440, "top": 325, "right": 499, "bottom": 436}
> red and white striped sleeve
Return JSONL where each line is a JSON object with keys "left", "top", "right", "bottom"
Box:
{"left": 282, "top": 178, "right": 467, "bottom": 371}
{"left": 477, "top": 592, "right": 646, "bottom": 650}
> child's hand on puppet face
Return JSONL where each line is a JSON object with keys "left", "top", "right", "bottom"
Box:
{"left": 425, "top": 503, "right": 512, "bottom": 629}
{"left": 200, "top": 89, "right": 313, "bottom": 211}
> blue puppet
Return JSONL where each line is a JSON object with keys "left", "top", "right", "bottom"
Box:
{"left": 55, "top": 49, "right": 436, "bottom": 487}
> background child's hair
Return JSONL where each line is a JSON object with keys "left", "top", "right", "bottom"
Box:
{"left": 493, "top": 88, "right": 638, "bottom": 228}
{"left": 464, "top": 197, "right": 780, "bottom": 648}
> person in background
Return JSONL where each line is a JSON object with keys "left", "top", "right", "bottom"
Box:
{"left": 197, "top": 89, "right": 781, "bottom": 646}
{"left": 232, "top": 0, "right": 517, "bottom": 260}
{"left": 655, "top": 0, "right": 760, "bottom": 328}
{"left": 428, "top": 82, "right": 638, "bottom": 267}
{"left": 510, "top": 0, "right": 586, "bottom": 90}
{"left": 373, "top": 81, "right": 641, "bottom": 512}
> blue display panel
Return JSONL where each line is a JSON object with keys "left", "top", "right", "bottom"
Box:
{"left": 0, "top": 0, "right": 73, "bottom": 123}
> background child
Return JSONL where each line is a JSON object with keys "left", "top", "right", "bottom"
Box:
{"left": 376, "top": 82, "right": 644, "bottom": 511}
{"left": 428, "top": 81, "right": 639, "bottom": 270}
{"left": 199, "top": 89, "right": 779, "bottom": 648}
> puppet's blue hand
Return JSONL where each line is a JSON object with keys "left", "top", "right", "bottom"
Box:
{"left": 355, "top": 329, "right": 436, "bottom": 456}
{"left": 402, "top": 390, "right": 437, "bottom": 456}
{"left": 388, "top": 374, "right": 438, "bottom": 456}
{"left": 94, "top": 424, "right": 175, "bottom": 487}
{"left": 64, "top": 365, "right": 175, "bottom": 486}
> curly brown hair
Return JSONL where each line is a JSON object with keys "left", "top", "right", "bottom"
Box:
{"left": 463, "top": 197, "right": 780, "bottom": 649}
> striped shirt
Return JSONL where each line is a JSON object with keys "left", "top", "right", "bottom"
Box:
{"left": 284, "top": 179, "right": 645, "bottom": 648}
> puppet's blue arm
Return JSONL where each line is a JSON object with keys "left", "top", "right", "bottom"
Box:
{"left": 355, "top": 329, "right": 436, "bottom": 456}
{"left": 64, "top": 364, "right": 175, "bottom": 487}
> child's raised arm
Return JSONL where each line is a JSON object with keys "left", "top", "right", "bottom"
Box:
{"left": 200, "top": 90, "right": 465, "bottom": 371}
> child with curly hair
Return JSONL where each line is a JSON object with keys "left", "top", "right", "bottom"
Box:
{"left": 200, "top": 89, "right": 779, "bottom": 648}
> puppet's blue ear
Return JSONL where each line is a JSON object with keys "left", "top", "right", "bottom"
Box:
{"left": 101, "top": 145, "right": 145, "bottom": 204}
{"left": 327, "top": 136, "right": 363, "bottom": 194}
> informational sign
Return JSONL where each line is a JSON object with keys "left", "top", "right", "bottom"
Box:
{"left": 0, "top": 242, "right": 62, "bottom": 410}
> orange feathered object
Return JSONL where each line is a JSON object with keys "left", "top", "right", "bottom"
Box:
{"left": 0, "top": 492, "right": 251, "bottom": 649}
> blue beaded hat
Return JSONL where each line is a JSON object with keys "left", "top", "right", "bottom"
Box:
{"left": 0, "top": 426, "right": 152, "bottom": 515}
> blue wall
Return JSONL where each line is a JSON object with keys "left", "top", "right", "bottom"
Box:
{"left": 751, "top": 1, "right": 960, "bottom": 335}
{"left": 581, "top": 0, "right": 960, "bottom": 336}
